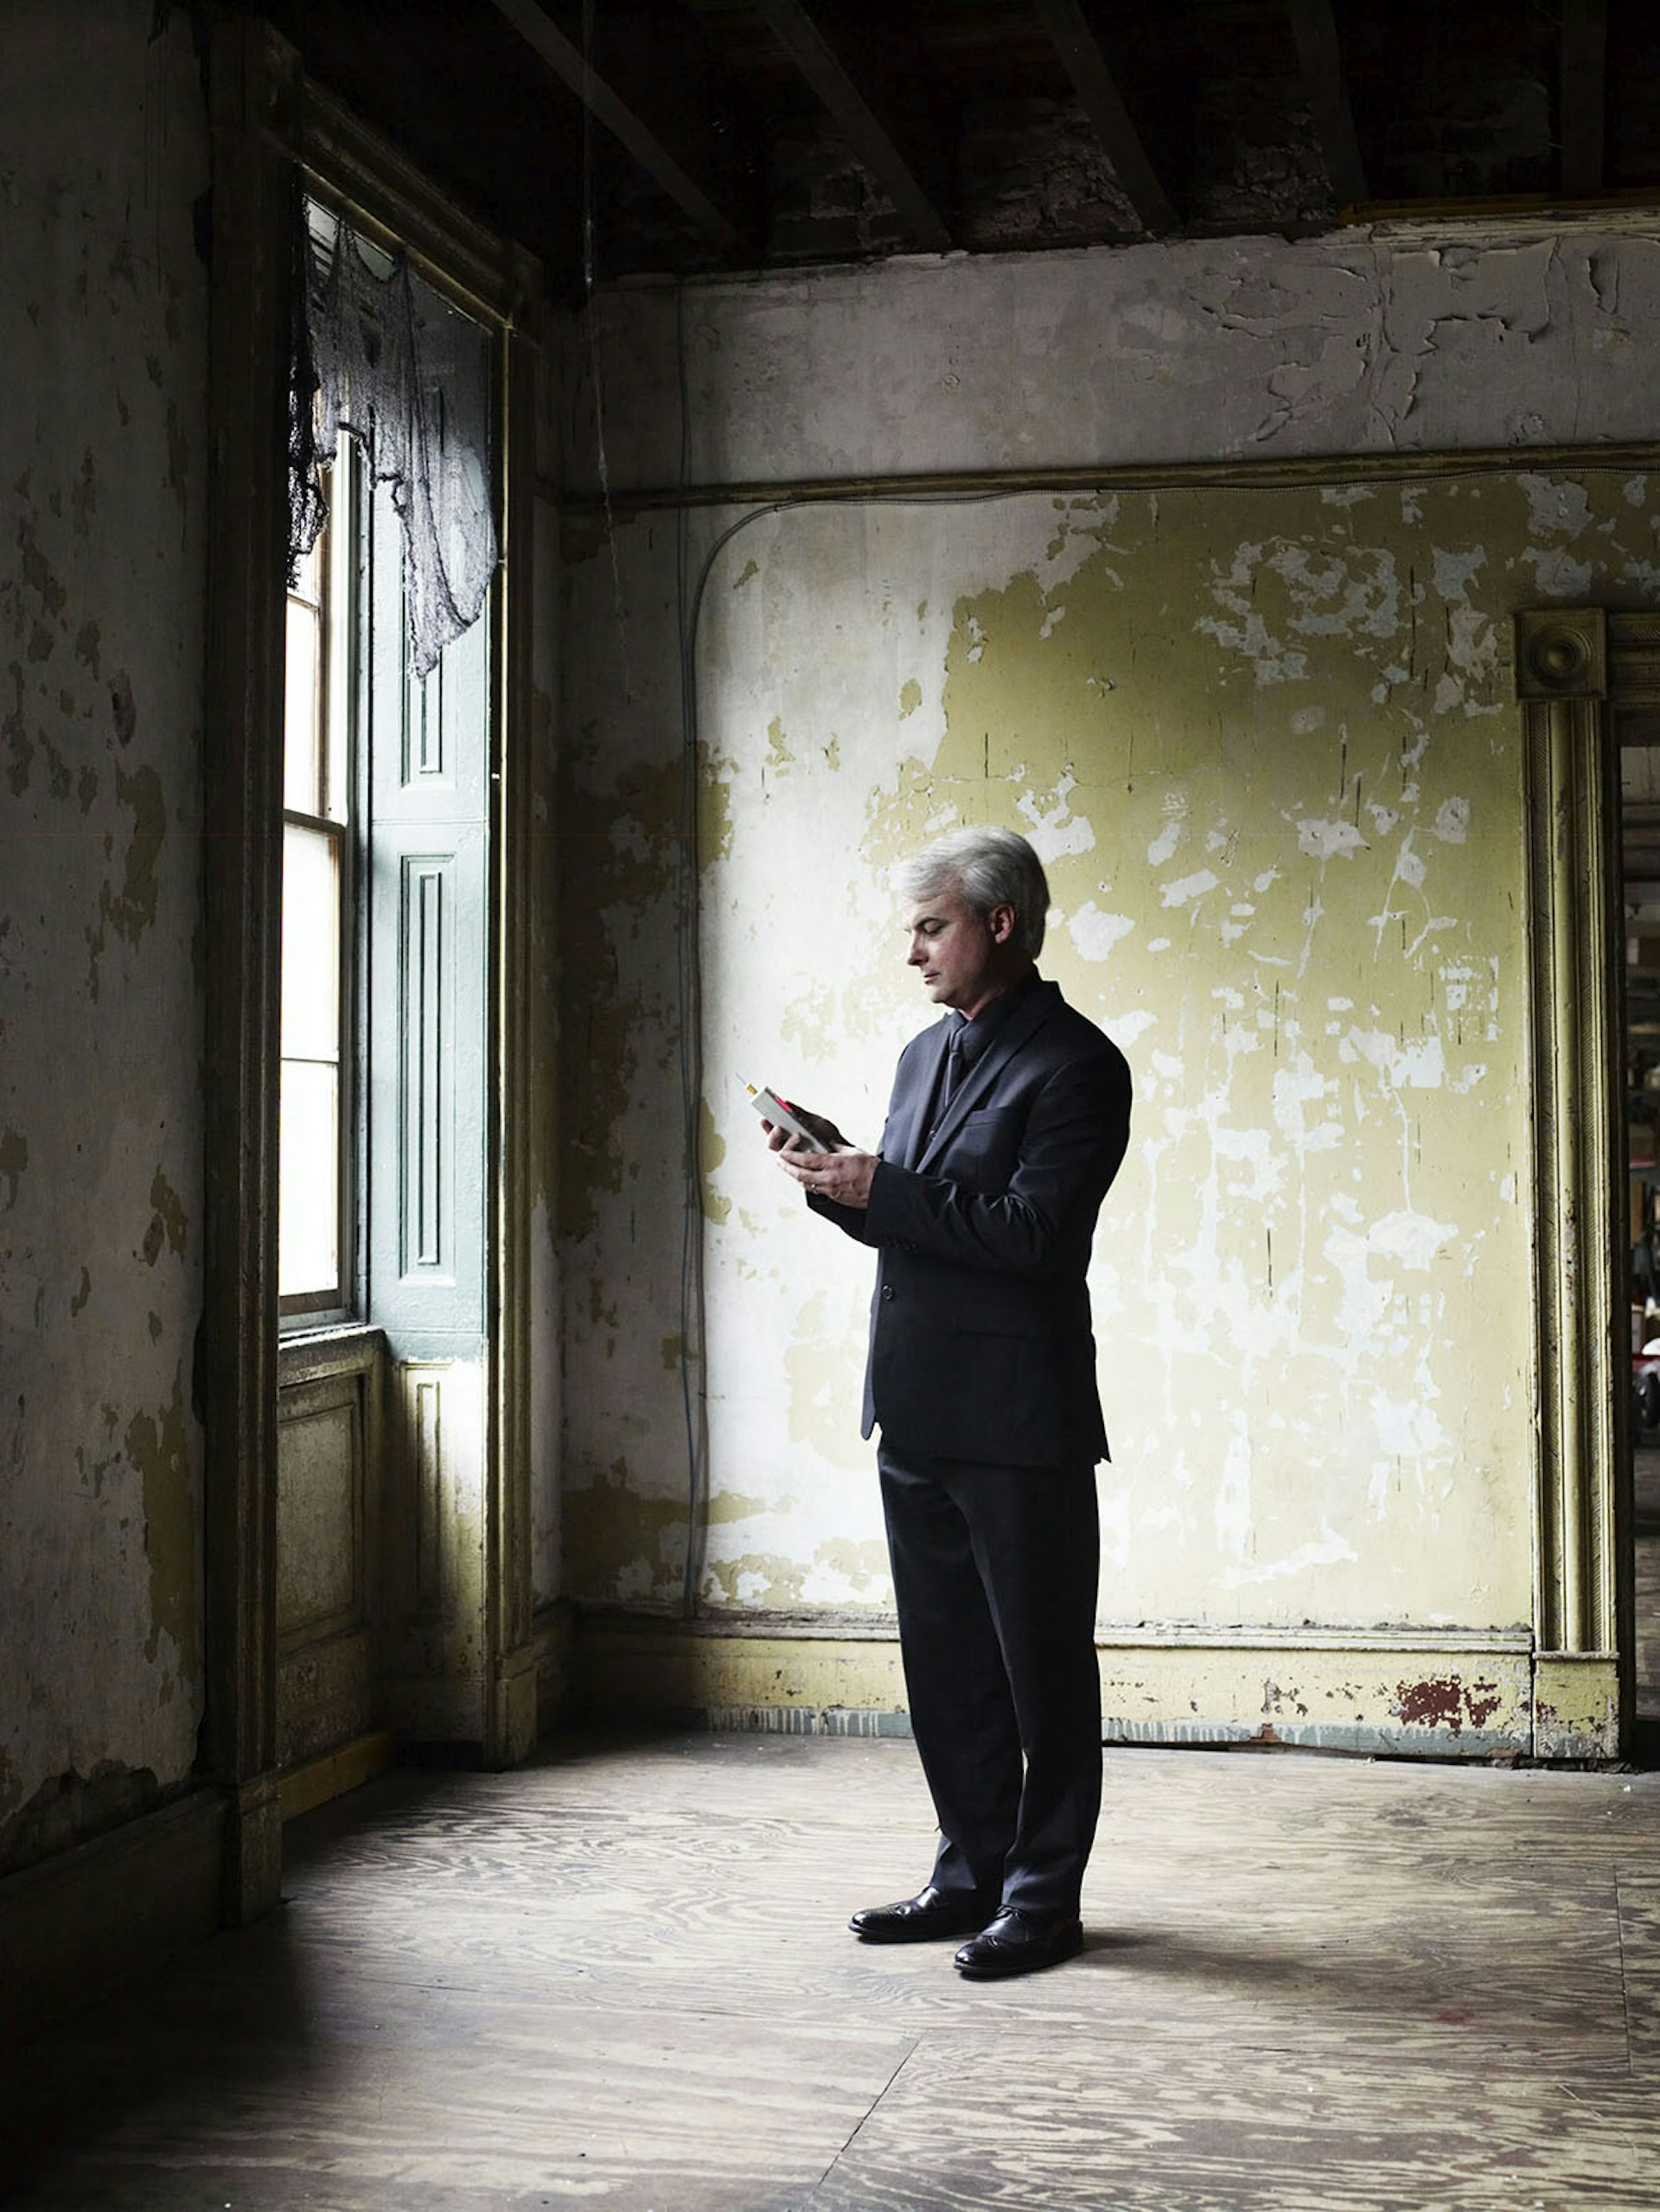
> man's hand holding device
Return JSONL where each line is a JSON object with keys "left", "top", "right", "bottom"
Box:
{"left": 747, "top": 1079, "right": 879, "bottom": 1211}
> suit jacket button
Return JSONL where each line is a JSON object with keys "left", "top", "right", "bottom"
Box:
{"left": 881, "top": 1284, "right": 895, "bottom": 1301}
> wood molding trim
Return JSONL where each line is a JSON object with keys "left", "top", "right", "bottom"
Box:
{"left": 486, "top": 320, "right": 545, "bottom": 1771}
{"left": 1516, "top": 609, "right": 1625, "bottom": 1749}
{"left": 299, "top": 83, "right": 537, "bottom": 326}
{"left": 569, "top": 1613, "right": 1603, "bottom": 1759}
{"left": 201, "top": 16, "right": 300, "bottom": 1924}
{"left": 277, "top": 1729, "right": 398, "bottom": 1824}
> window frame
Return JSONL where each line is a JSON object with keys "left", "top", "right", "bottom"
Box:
{"left": 201, "top": 19, "right": 548, "bottom": 1907}
{"left": 278, "top": 439, "right": 362, "bottom": 1329}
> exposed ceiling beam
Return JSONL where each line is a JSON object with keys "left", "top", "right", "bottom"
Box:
{"left": 753, "top": 0, "right": 954, "bottom": 252}
{"left": 1029, "top": 0, "right": 1178, "bottom": 234}
{"left": 1284, "top": 0, "right": 1368, "bottom": 210}
{"left": 489, "top": 0, "right": 751, "bottom": 259}
{"left": 1559, "top": 0, "right": 1608, "bottom": 198}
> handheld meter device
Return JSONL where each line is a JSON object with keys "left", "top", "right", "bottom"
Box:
{"left": 744, "top": 1082, "right": 832, "bottom": 1153}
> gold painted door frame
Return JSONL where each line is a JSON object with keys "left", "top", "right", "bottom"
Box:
{"left": 1516, "top": 607, "right": 1632, "bottom": 1755}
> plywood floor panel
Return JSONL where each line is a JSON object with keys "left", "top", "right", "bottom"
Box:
{"left": 803, "top": 2038, "right": 1653, "bottom": 2212}
{"left": 7, "top": 1976, "right": 914, "bottom": 2209}
{"left": 8, "top": 1734, "right": 1660, "bottom": 2211}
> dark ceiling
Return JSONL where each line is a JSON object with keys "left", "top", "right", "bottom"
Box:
{"left": 260, "top": 1, "right": 1660, "bottom": 298}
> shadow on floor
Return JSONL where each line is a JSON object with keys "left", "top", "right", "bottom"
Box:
{"left": 0, "top": 1895, "right": 318, "bottom": 2200}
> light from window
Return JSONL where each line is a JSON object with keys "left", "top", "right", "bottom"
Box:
{"left": 278, "top": 466, "right": 354, "bottom": 1311}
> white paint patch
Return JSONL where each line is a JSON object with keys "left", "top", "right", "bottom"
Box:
{"left": 1290, "top": 705, "right": 1326, "bottom": 734}
{"left": 1099, "top": 1482, "right": 1131, "bottom": 1572}
{"left": 1367, "top": 1210, "right": 1458, "bottom": 1269}
{"left": 1068, "top": 902, "right": 1135, "bottom": 961}
{"left": 1018, "top": 770, "right": 1096, "bottom": 860}
{"left": 1162, "top": 870, "right": 1219, "bottom": 908}
{"left": 1431, "top": 546, "right": 1486, "bottom": 602}
{"left": 1523, "top": 476, "right": 1592, "bottom": 540}
{"left": 1226, "top": 1524, "right": 1358, "bottom": 1587}
{"left": 1296, "top": 817, "right": 1368, "bottom": 861}
{"left": 1273, "top": 1058, "right": 1337, "bottom": 1147}
{"left": 1342, "top": 1027, "right": 1447, "bottom": 1090}
{"left": 1213, "top": 1416, "right": 1253, "bottom": 1563}
{"left": 1038, "top": 601, "right": 1068, "bottom": 639}
{"left": 1523, "top": 548, "right": 1593, "bottom": 598}
{"left": 1147, "top": 801, "right": 1187, "bottom": 866}
{"left": 1109, "top": 1009, "right": 1157, "bottom": 1046}
{"left": 1369, "top": 1392, "right": 1450, "bottom": 1458}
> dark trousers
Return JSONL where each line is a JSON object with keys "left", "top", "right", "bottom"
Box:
{"left": 878, "top": 1444, "right": 1102, "bottom": 1917}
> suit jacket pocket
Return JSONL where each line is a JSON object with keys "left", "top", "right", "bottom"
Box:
{"left": 943, "top": 1105, "right": 1021, "bottom": 1192}
{"left": 940, "top": 1302, "right": 1047, "bottom": 1339}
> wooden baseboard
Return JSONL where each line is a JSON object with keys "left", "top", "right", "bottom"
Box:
{"left": 571, "top": 1611, "right": 1601, "bottom": 1760}
{"left": 276, "top": 1729, "right": 398, "bottom": 1824}
{"left": 0, "top": 1788, "right": 224, "bottom": 2053}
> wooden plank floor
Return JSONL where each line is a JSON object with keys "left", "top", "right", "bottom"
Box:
{"left": 6, "top": 1724, "right": 1660, "bottom": 2211}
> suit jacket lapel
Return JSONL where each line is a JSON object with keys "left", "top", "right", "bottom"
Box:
{"left": 917, "top": 983, "right": 1056, "bottom": 1173}
{"left": 891, "top": 1020, "right": 952, "bottom": 1169}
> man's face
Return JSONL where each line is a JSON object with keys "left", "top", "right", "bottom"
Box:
{"left": 903, "top": 885, "right": 1011, "bottom": 1016}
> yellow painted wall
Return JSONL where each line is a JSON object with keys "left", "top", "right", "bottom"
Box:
{"left": 561, "top": 466, "right": 1654, "bottom": 1650}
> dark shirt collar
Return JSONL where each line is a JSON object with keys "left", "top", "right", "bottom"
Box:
{"left": 949, "top": 964, "right": 1041, "bottom": 1069}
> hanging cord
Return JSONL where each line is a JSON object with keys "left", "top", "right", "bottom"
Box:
{"left": 674, "top": 282, "right": 707, "bottom": 1617}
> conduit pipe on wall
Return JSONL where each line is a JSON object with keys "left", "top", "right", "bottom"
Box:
{"left": 555, "top": 438, "right": 1660, "bottom": 523}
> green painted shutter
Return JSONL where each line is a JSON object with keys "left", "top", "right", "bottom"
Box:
{"left": 362, "top": 476, "right": 489, "bottom": 1363}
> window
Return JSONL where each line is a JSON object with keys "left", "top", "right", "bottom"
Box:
{"left": 279, "top": 446, "right": 358, "bottom": 1320}
{"left": 278, "top": 208, "right": 495, "bottom": 1356}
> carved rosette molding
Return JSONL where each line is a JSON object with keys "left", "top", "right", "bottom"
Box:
{"left": 1516, "top": 608, "right": 1622, "bottom": 1687}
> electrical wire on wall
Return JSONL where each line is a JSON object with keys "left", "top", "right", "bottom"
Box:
{"left": 674, "top": 279, "right": 708, "bottom": 1620}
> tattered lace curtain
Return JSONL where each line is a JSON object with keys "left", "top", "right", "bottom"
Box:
{"left": 290, "top": 202, "right": 496, "bottom": 680}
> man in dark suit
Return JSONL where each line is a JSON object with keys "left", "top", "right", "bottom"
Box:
{"left": 768, "top": 825, "right": 1132, "bottom": 1979}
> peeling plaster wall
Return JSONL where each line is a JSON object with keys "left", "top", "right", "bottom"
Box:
{"left": 0, "top": 3, "right": 209, "bottom": 1865}
{"left": 565, "top": 229, "right": 1660, "bottom": 495}
{"left": 558, "top": 232, "right": 1660, "bottom": 1651}
{"left": 693, "top": 477, "right": 1562, "bottom": 1628}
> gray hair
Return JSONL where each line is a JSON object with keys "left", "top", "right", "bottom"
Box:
{"left": 894, "top": 825, "right": 1050, "bottom": 958}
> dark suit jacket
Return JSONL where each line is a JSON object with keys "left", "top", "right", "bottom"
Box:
{"left": 808, "top": 975, "right": 1132, "bottom": 1467}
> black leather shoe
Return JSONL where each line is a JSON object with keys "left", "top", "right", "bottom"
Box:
{"left": 849, "top": 1885, "right": 999, "bottom": 1943}
{"left": 953, "top": 1907, "right": 1084, "bottom": 1979}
